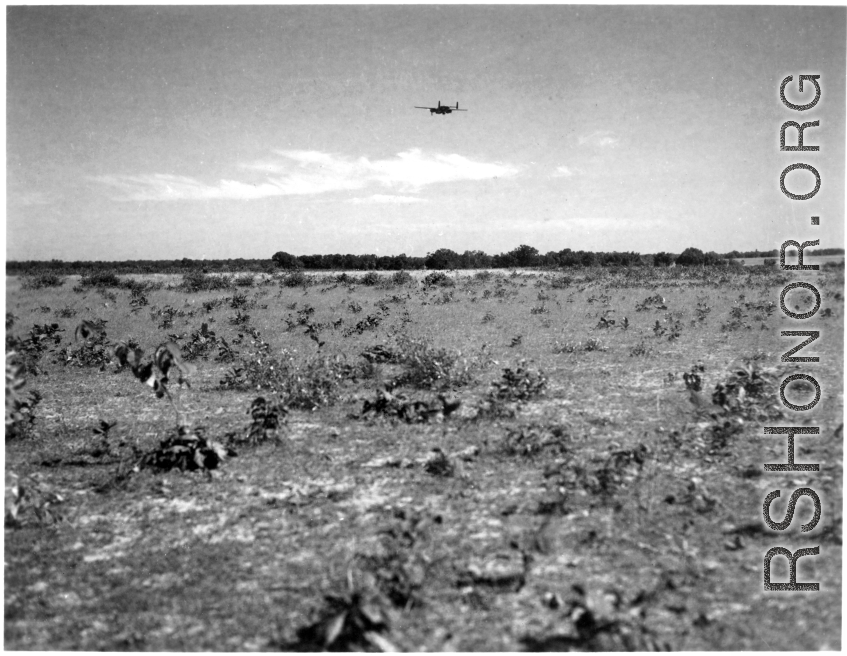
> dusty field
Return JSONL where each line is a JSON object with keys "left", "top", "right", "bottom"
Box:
{"left": 4, "top": 265, "right": 843, "bottom": 650}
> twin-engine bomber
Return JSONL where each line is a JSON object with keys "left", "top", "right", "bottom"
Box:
{"left": 415, "top": 101, "right": 467, "bottom": 115}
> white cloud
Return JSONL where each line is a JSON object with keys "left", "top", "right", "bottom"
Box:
{"left": 92, "top": 149, "right": 518, "bottom": 201}
{"left": 10, "top": 191, "right": 52, "bottom": 206}
{"left": 348, "top": 194, "right": 425, "bottom": 204}
{"left": 578, "top": 130, "right": 619, "bottom": 148}
{"left": 552, "top": 166, "right": 574, "bottom": 178}
{"left": 90, "top": 173, "right": 289, "bottom": 201}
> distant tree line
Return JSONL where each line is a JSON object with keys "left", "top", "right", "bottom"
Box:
{"left": 5, "top": 258, "right": 277, "bottom": 276}
{"left": 274, "top": 245, "right": 646, "bottom": 271}
{"left": 7, "top": 245, "right": 842, "bottom": 276}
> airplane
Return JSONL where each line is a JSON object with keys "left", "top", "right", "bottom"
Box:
{"left": 415, "top": 101, "right": 467, "bottom": 116}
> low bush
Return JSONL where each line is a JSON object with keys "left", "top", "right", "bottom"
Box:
{"left": 474, "top": 361, "right": 547, "bottom": 419}
{"left": 392, "top": 335, "right": 473, "bottom": 390}
{"left": 21, "top": 273, "right": 64, "bottom": 290}
{"left": 179, "top": 271, "right": 233, "bottom": 293}
{"left": 358, "top": 387, "right": 461, "bottom": 423}
{"left": 223, "top": 344, "right": 348, "bottom": 411}
{"left": 360, "top": 271, "right": 382, "bottom": 286}
{"left": 139, "top": 425, "right": 235, "bottom": 473}
{"left": 391, "top": 270, "right": 414, "bottom": 285}
{"left": 281, "top": 271, "right": 311, "bottom": 288}
{"left": 501, "top": 423, "right": 570, "bottom": 456}
{"left": 227, "top": 396, "right": 287, "bottom": 446}
{"left": 550, "top": 275, "right": 572, "bottom": 289}
{"left": 80, "top": 271, "right": 122, "bottom": 288}
{"left": 423, "top": 271, "right": 455, "bottom": 288}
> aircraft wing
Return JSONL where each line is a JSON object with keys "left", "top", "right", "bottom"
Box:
{"left": 414, "top": 106, "right": 435, "bottom": 110}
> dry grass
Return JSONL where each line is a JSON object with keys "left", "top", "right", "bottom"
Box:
{"left": 4, "top": 265, "right": 843, "bottom": 650}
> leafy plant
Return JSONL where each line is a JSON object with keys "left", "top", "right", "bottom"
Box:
{"left": 58, "top": 320, "right": 111, "bottom": 369}
{"left": 229, "top": 309, "right": 251, "bottom": 326}
{"left": 476, "top": 361, "right": 547, "bottom": 418}
{"left": 215, "top": 337, "right": 239, "bottom": 363}
{"left": 490, "top": 362, "right": 547, "bottom": 402}
{"left": 5, "top": 471, "right": 65, "bottom": 527}
{"left": 392, "top": 335, "right": 473, "bottom": 390}
{"left": 181, "top": 323, "right": 218, "bottom": 361}
{"left": 343, "top": 313, "right": 382, "bottom": 337}
{"left": 139, "top": 425, "right": 236, "bottom": 473}
{"left": 282, "top": 579, "right": 394, "bottom": 651}
{"left": 423, "top": 448, "right": 455, "bottom": 477}
{"left": 246, "top": 396, "right": 287, "bottom": 444}
{"left": 5, "top": 353, "right": 41, "bottom": 440}
{"left": 502, "top": 423, "right": 571, "bottom": 456}
{"left": 636, "top": 294, "right": 667, "bottom": 312}
{"left": 358, "top": 387, "right": 461, "bottom": 423}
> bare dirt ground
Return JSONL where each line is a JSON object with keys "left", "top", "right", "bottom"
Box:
{"left": 5, "top": 265, "right": 842, "bottom": 650}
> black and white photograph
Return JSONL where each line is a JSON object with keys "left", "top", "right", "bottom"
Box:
{"left": 5, "top": 4, "right": 845, "bottom": 651}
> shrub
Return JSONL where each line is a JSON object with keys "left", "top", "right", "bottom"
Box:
{"left": 80, "top": 271, "right": 122, "bottom": 288}
{"left": 6, "top": 323, "right": 64, "bottom": 375}
{"left": 422, "top": 271, "right": 455, "bottom": 288}
{"left": 343, "top": 313, "right": 382, "bottom": 336}
{"left": 57, "top": 319, "right": 111, "bottom": 368}
{"left": 490, "top": 362, "right": 547, "bottom": 402}
{"left": 361, "top": 271, "right": 382, "bottom": 286}
{"left": 21, "top": 273, "right": 64, "bottom": 290}
{"left": 281, "top": 271, "right": 310, "bottom": 288}
{"left": 502, "top": 423, "right": 570, "bottom": 457}
{"left": 227, "top": 396, "right": 288, "bottom": 446}
{"left": 711, "top": 361, "right": 781, "bottom": 420}
{"left": 391, "top": 271, "right": 414, "bottom": 286}
{"left": 234, "top": 273, "right": 255, "bottom": 287}
{"left": 358, "top": 388, "right": 461, "bottom": 423}
{"left": 180, "top": 271, "right": 232, "bottom": 292}
{"left": 181, "top": 323, "right": 218, "bottom": 361}
{"left": 226, "top": 346, "right": 347, "bottom": 410}
{"left": 139, "top": 425, "right": 235, "bottom": 473}
{"left": 392, "top": 335, "right": 473, "bottom": 390}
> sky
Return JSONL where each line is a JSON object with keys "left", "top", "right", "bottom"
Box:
{"left": 6, "top": 5, "right": 846, "bottom": 261}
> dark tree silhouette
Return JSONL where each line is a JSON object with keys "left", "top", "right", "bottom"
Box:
{"left": 675, "top": 247, "right": 705, "bottom": 267}
{"left": 271, "top": 251, "right": 303, "bottom": 270}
